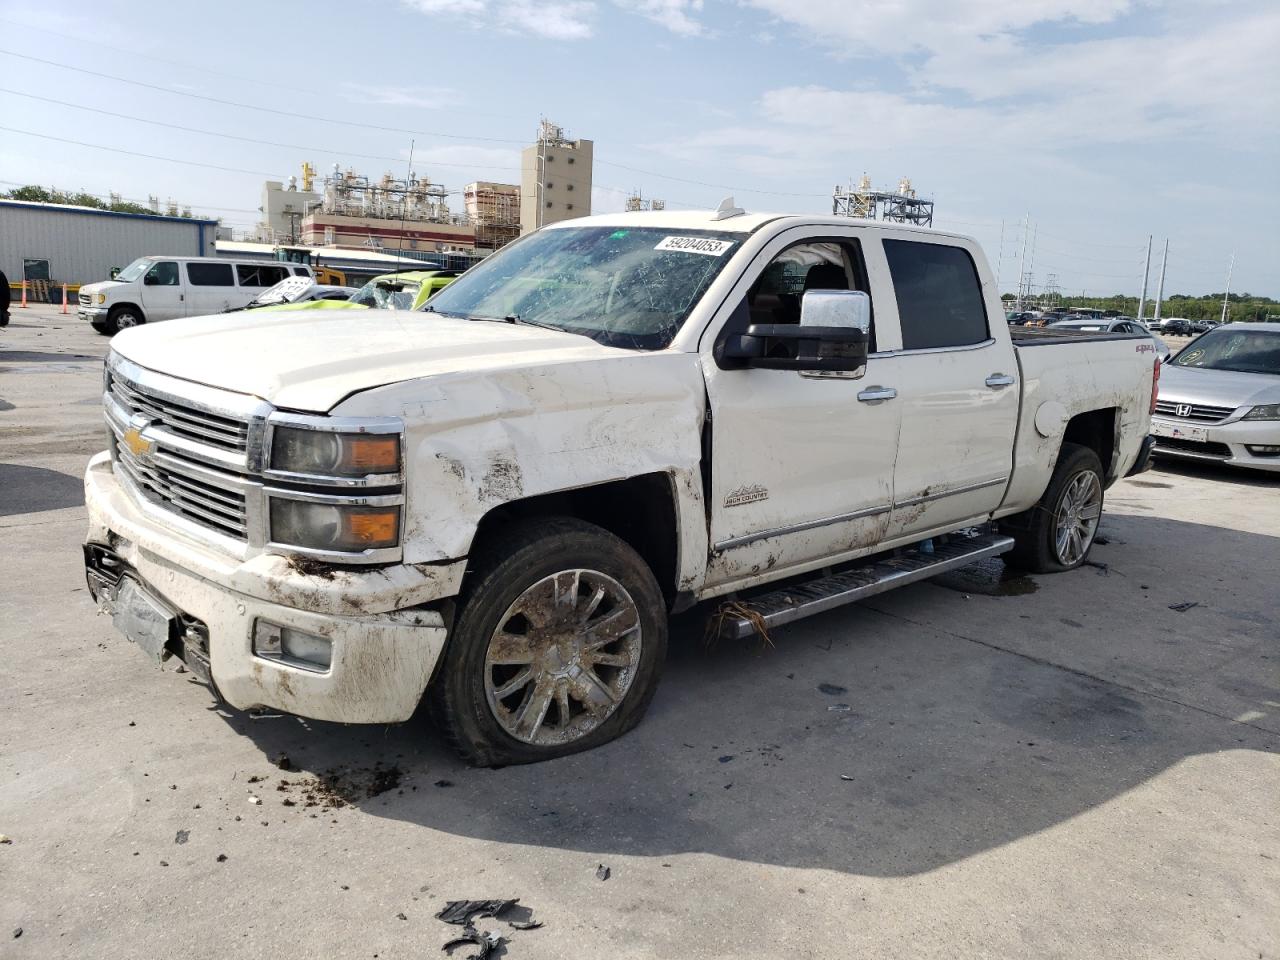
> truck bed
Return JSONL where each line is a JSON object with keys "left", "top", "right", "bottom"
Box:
{"left": 1009, "top": 326, "right": 1149, "bottom": 346}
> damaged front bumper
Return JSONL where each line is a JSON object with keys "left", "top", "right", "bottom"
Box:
{"left": 83, "top": 451, "right": 459, "bottom": 723}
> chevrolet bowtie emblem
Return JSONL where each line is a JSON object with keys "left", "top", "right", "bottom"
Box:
{"left": 122, "top": 426, "right": 154, "bottom": 458}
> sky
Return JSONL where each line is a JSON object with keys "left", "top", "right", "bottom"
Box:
{"left": 1, "top": 0, "right": 1276, "bottom": 298}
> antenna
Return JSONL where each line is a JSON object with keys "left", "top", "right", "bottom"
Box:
{"left": 711, "top": 196, "right": 746, "bottom": 221}
{"left": 395, "top": 139, "right": 415, "bottom": 269}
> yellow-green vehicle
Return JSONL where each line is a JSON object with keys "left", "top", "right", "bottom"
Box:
{"left": 266, "top": 270, "right": 458, "bottom": 313}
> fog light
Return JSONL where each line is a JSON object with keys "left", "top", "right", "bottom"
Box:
{"left": 1245, "top": 445, "right": 1280, "bottom": 457}
{"left": 253, "top": 620, "right": 332, "bottom": 672}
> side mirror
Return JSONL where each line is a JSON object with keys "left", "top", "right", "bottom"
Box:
{"left": 718, "top": 289, "right": 871, "bottom": 377}
{"left": 143, "top": 273, "right": 158, "bottom": 286}
{"left": 801, "top": 289, "right": 871, "bottom": 337}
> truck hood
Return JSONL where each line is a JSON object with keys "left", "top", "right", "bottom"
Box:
{"left": 110, "top": 309, "right": 636, "bottom": 411}
{"left": 1158, "top": 363, "right": 1280, "bottom": 412}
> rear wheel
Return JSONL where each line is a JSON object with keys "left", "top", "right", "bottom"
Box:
{"left": 430, "top": 517, "right": 668, "bottom": 766}
{"left": 1005, "top": 443, "right": 1104, "bottom": 573}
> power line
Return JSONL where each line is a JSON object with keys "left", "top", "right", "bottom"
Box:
{"left": 0, "top": 49, "right": 527, "bottom": 145}
{"left": 0, "top": 126, "right": 290, "bottom": 177}
{"left": 0, "top": 88, "right": 513, "bottom": 171}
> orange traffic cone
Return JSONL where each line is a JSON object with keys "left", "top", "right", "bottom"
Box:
{"left": 19, "top": 279, "right": 28, "bottom": 308}
{"left": 61, "top": 283, "right": 69, "bottom": 314}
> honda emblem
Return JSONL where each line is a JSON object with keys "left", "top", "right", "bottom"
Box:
{"left": 1175, "top": 404, "right": 1192, "bottom": 418}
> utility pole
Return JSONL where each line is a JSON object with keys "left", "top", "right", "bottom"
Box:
{"left": 1015, "top": 213, "right": 1029, "bottom": 311}
{"left": 1220, "top": 252, "right": 1235, "bottom": 324}
{"left": 1152, "top": 238, "right": 1169, "bottom": 323}
{"left": 1137, "top": 234, "right": 1152, "bottom": 321}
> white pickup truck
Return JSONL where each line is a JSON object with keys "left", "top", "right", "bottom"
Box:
{"left": 83, "top": 207, "right": 1158, "bottom": 765}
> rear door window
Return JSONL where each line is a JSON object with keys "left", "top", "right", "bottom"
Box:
{"left": 187, "top": 262, "right": 234, "bottom": 286}
{"left": 235, "top": 264, "right": 291, "bottom": 287}
{"left": 884, "top": 240, "right": 988, "bottom": 350}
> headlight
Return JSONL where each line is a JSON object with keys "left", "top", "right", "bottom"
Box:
{"left": 270, "top": 425, "right": 400, "bottom": 476}
{"left": 1243, "top": 404, "right": 1280, "bottom": 421}
{"left": 269, "top": 499, "right": 400, "bottom": 552}
{"left": 96, "top": 293, "right": 107, "bottom": 304}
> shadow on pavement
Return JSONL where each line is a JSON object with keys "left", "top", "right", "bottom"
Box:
{"left": 1150, "top": 456, "right": 1280, "bottom": 488}
{"left": 212, "top": 512, "right": 1279, "bottom": 878}
{"left": 0, "top": 463, "right": 85, "bottom": 516}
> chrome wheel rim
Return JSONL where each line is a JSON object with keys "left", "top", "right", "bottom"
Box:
{"left": 1054, "top": 470, "right": 1102, "bottom": 566}
{"left": 484, "top": 569, "right": 642, "bottom": 746}
{"left": 115, "top": 312, "right": 139, "bottom": 329}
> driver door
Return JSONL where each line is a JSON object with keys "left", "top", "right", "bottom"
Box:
{"left": 700, "top": 230, "right": 902, "bottom": 587}
{"left": 140, "top": 260, "right": 187, "bottom": 321}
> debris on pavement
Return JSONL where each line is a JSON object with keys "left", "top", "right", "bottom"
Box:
{"left": 596, "top": 863, "right": 611, "bottom": 881}
{"left": 434, "top": 780, "right": 454, "bottom": 788}
{"left": 827, "top": 703, "right": 852, "bottom": 712}
{"left": 13, "top": 928, "right": 22, "bottom": 939}
{"left": 441, "top": 927, "right": 503, "bottom": 959}
{"left": 1169, "top": 601, "right": 1200, "bottom": 612}
{"left": 840, "top": 775, "right": 854, "bottom": 781}
{"left": 436, "top": 900, "right": 519, "bottom": 926}
{"left": 216, "top": 854, "right": 228, "bottom": 862}
{"left": 0, "top": 834, "right": 11, "bottom": 844}
{"left": 273, "top": 753, "right": 294, "bottom": 771}
{"left": 247, "top": 796, "right": 262, "bottom": 805}
{"left": 174, "top": 829, "right": 189, "bottom": 845}
{"left": 718, "top": 755, "right": 734, "bottom": 763}
{"left": 817, "top": 683, "right": 847, "bottom": 695}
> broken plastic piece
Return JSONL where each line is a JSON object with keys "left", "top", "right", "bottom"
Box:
{"left": 596, "top": 863, "right": 611, "bottom": 881}
{"left": 436, "top": 900, "right": 519, "bottom": 927}
{"left": 441, "top": 926, "right": 503, "bottom": 960}
{"left": 1168, "top": 601, "right": 1199, "bottom": 612}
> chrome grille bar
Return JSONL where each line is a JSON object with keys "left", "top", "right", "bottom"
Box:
{"left": 1153, "top": 400, "right": 1236, "bottom": 423}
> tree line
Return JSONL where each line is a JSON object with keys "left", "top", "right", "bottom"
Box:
{"left": 2, "top": 184, "right": 198, "bottom": 218}
{"left": 1003, "top": 292, "right": 1278, "bottom": 323}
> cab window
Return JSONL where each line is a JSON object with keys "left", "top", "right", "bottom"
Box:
{"left": 884, "top": 240, "right": 988, "bottom": 350}
{"left": 722, "top": 239, "right": 875, "bottom": 351}
{"left": 146, "top": 261, "right": 179, "bottom": 286}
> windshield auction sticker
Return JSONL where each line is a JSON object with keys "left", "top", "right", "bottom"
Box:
{"left": 654, "top": 236, "right": 734, "bottom": 256}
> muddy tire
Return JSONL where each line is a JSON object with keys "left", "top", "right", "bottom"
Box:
{"left": 429, "top": 517, "right": 668, "bottom": 766}
{"left": 104, "top": 306, "right": 144, "bottom": 335}
{"left": 1004, "top": 442, "right": 1104, "bottom": 574}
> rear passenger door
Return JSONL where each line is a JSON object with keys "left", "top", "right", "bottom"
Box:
{"left": 879, "top": 237, "right": 1019, "bottom": 541}
{"left": 139, "top": 260, "right": 187, "bottom": 321}
{"left": 233, "top": 263, "right": 291, "bottom": 307}
{"left": 185, "top": 261, "right": 237, "bottom": 316}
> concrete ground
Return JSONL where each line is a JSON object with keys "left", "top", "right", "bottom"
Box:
{"left": 2, "top": 306, "right": 1276, "bottom": 959}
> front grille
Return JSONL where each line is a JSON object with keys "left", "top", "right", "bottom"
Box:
{"left": 78, "top": 293, "right": 92, "bottom": 307}
{"left": 1153, "top": 400, "right": 1236, "bottom": 423}
{"left": 1153, "top": 437, "right": 1232, "bottom": 458}
{"left": 110, "top": 371, "right": 250, "bottom": 453}
{"left": 114, "top": 443, "right": 249, "bottom": 539}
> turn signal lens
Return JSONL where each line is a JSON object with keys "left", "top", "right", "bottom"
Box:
{"left": 345, "top": 436, "right": 400, "bottom": 472}
{"left": 343, "top": 509, "right": 399, "bottom": 546}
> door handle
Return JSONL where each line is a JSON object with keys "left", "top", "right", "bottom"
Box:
{"left": 985, "top": 373, "right": 1015, "bottom": 389}
{"left": 857, "top": 386, "right": 897, "bottom": 403}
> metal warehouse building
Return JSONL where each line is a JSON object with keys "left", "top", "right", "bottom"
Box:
{"left": 0, "top": 199, "right": 218, "bottom": 293}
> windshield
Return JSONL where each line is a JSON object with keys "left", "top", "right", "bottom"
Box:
{"left": 421, "top": 226, "right": 744, "bottom": 349}
{"left": 114, "top": 258, "right": 153, "bottom": 283}
{"left": 350, "top": 278, "right": 420, "bottom": 310}
{"left": 1172, "top": 329, "right": 1280, "bottom": 374}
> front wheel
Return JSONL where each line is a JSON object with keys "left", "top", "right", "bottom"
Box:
{"left": 430, "top": 517, "right": 668, "bottom": 766}
{"left": 1005, "top": 443, "right": 1104, "bottom": 573}
{"left": 105, "top": 306, "right": 144, "bottom": 335}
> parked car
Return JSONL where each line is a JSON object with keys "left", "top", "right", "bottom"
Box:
{"left": 83, "top": 209, "right": 1158, "bottom": 764}
{"left": 1046, "top": 317, "right": 1171, "bottom": 360}
{"left": 227, "top": 277, "right": 357, "bottom": 311}
{"left": 265, "top": 270, "right": 458, "bottom": 313}
{"left": 79, "top": 257, "right": 314, "bottom": 334}
{"left": 1189, "top": 319, "right": 1213, "bottom": 334}
{"left": 1152, "top": 324, "right": 1280, "bottom": 472}
{"left": 1161, "top": 318, "right": 1194, "bottom": 336}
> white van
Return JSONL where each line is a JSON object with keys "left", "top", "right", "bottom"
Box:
{"left": 78, "top": 256, "right": 315, "bottom": 335}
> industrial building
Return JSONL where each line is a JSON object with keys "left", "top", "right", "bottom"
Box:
{"left": 832, "top": 174, "right": 934, "bottom": 227}
{"left": 0, "top": 198, "right": 218, "bottom": 293}
{"left": 521, "top": 119, "right": 593, "bottom": 234}
{"left": 256, "top": 171, "right": 320, "bottom": 243}
{"left": 464, "top": 181, "right": 521, "bottom": 250}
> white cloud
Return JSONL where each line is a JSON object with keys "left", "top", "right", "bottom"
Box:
{"left": 399, "top": 0, "right": 594, "bottom": 39}
{"left": 342, "top": 83, "right": 458, "bottom": 108}
{"left": 502, "top": 0, "right": 595, "bottom": 39}
{"left": 616, "top": 0, "right": 704, "bottom": 36}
